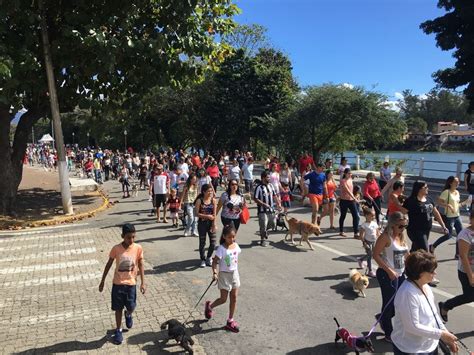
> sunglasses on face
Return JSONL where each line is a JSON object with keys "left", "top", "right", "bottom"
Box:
{"left": 397, "top": 224, "right": 408, "bottom": 230}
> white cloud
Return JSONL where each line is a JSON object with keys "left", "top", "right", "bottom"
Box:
{"left": 394, "top": 92, "right": 403, "bottom": 100}
{"left": 341, "top": 83, "right": 354, "bottom": 89}
{"left": 382, "top": 100, "right": 401, "bottom": 112}
{"left": 419, "top": 94, "right": 428, "bottom": 100}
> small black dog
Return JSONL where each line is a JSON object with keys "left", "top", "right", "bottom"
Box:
{"left": 161, "top": 319, "right": 194, "bottom": 354}
{"left": 334, "top": 317, "right": 374, "bottom": 355}
{"left": 273, "top": 212, "right": 288, "bottom": 231}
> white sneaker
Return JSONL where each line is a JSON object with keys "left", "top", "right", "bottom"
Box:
{"left": 184, "top": 231, "right": 189, "bottom": 237}
{"left": 193, "top": 231, "right": 199, "bottom": 237}
{"left": 200, "top": 260, "right": 206, "bottom": 268}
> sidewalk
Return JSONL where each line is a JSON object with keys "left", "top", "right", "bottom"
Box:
{"left": 1, "top": 166, "right": 105, "bottom": 229}
{"left": 0, "top": 223, "right": 205, "bottom": 354}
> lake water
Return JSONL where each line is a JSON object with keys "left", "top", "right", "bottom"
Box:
{"left": 344, "top": 150, "right": 473, "bottom": 179}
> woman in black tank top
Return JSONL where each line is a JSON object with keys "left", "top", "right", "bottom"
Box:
{"left": 195, "top": 184, "right": 217, "bottom": 267}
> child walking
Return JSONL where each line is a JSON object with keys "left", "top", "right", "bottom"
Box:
{"left": 357, "top": 207, "right": 380, "bottom": 277}
{"left": 166, "top": 188, "right": 180, "bottom": 228}
{"left": 280, "top": 182, "right": 291, "bottom": 213}
{"left": 204, "top": 225, "right": 241, "bottom": 332}
{"left": 99, "top": 223, "right": 146, "bottom": 344}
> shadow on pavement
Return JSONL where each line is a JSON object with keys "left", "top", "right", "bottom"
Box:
{"left": 332, "top": 255, "right": 362, "bottom": 263}
{"left": 14, "top": 335, "right": 109, "bottom": 354}
{"left": 145, "top": 259, "right": 200, "bottom": 275}
{"left": 330, "top": 277, "right": 380, "bottom": 300}
{"left": 305, "top": 273, "right": 348, "bottom": 282}
{"left": 126, "top": 330, "right": 180, "bottom": 354}
{"left": 187, "top": 318, "right": 225, "bottom": 335}
{"left": 270, "top": 239, "right": 310, "bottom": 252}
{"left": 286, "top": 332, "right": 392, "bottom": 354}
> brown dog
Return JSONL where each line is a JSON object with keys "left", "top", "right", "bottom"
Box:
{"left": 349, "top": 269, "right": 369, "bottom": 298}
{"left": 284, "top": 216, "right": 321, "bottom": 250}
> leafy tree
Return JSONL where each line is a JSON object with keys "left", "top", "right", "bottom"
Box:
{"left": 222, "top": 23, "right": 270, "bottom": 56}
{"left": 138, "top": 47, "right": 297, "bottom": 153}
{"left": 398, "top": 89, "right": 474, "bottom": 130}
{"left": 0, "top": 0, "right": 239, "bottom": 214}
{"left": 280, "top": 85, "right": 406, "bottom": 161}
{"left": 421, "top": 1, "right": 474, "bottom": 111}
{"left": 406, "top": 117, "right": 428, "bottom": 134}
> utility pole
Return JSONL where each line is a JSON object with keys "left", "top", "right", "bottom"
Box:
{"left": 38, "top": 0, "right": 73, "bottom": 215}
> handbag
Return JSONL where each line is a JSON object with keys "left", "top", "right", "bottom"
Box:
{"left": 240, "top": 205, "right": 250, "bottom": 224}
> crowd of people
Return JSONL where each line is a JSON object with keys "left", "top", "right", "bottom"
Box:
{"left": 25, "top": 144, "right": 473, "bottom": 352}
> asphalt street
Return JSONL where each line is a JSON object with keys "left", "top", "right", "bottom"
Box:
{"left": 94, "top": 180, "right": 473, "bottom": 355}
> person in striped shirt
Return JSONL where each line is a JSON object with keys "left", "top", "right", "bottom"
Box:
{"left": 254, "top": 170, "right": 281, "bottom": 247}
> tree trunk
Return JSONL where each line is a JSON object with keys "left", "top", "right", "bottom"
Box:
{"left": 0, "top": 107, "right": 44, "bottom": 215}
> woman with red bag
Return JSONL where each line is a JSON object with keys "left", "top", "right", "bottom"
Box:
{"left": 217, "top": 179, "right": 246, "bottom": 232}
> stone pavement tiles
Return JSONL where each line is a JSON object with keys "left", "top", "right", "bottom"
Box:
{"left": 0, "top": 224, "right": 205, "bottom": 354}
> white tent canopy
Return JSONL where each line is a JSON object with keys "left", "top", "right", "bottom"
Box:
{"left": 38, "top": 134, "right": 55, "bottom": 143}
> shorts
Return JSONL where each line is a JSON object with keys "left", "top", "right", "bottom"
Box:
{"left": 323, "top": 197, "right": 336, "bottom": 204}
{"left": 307, "top": 193, "right": 323, "bottom": 205}
{"left": 169, "top": 211, "right": 178, "bottom": 219}
{"left": 111, "top": 284, "right": 136, "bottom": 311}
{"left": 282, "top": 201, "right": 291, "bottom": 208}
{"left": 218, "top": 270, "right": 240, "bottom": 291}
{"left": 244, "top": 179, "right": 253, "bottom": 193}
{"left": 154, "top": 194, "right": 167, "bottom": 208}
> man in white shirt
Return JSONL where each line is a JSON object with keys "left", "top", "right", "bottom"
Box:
{"left": 177, "top": 157, "right": 189, "bottom": 175}
{"left": 229, "top": 159, "right": 241, "bottom": 183}
{"left": 149, "top": 165, "right": 170, "bottom": 223}
{"left": 241, "top": 157, "right": 254, "bottom": 203}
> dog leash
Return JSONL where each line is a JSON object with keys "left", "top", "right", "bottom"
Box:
{"left": 365, "top": 276, "right": 400, "bottom": 339}
{"left": 458, "top": 339, "right": 474, "bottom": 355}
{"left": 183, "top": 278, "right": 217, "bottom": 325}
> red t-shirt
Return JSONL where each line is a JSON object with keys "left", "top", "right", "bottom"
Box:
{"left": 191, "top": 156, "right": 202, "bottom": 168}
{"left": 206, "top": 166, "right": 219, "bottom": 178}
{"left": 298, "top": 156, "right": 314, "bottom": 174}
{"left": 363, "top": 179, "right": 381, "bottom": 199}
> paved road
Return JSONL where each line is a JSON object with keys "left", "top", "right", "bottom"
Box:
{"left": 93, "top": 180, "right": 473, "bottom": 355}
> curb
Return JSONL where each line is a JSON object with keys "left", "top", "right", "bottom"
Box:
{"left": 1, "top": 189, "right": 114, "bottom": 230}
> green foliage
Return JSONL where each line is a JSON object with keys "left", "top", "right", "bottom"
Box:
{"left": 0, "top": 0, "right": 240, "bottom": 123}
{"left": 222, "top": 23, "right": 270, "bottom": 56}
{"left": 398, "top": 89, "right": 474, "bottom": 130}
{"left": 278, "top": 85, "right": 406, "bottom": 160}
{"left": 421, "top": 1, "right": 474, "bottom": 111}
{"left": 130, "top": 47, "right": 298, "bottom": 153}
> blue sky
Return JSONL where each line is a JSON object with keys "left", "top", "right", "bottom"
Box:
{"left": 234, "top": 0, "right": 454, "bottom": 101}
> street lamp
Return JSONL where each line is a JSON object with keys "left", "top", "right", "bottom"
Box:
{"left": 86, "top": 132, "right": 90, "bottom": 147}
{"left": 72, "top": 132, "right": 75, "bottom": 145}
{"left": 124, "top": 129, "right": 127, "bottom": 153}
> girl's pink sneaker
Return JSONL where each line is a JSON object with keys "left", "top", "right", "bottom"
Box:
{"left": 204, "top": 301, "right": 213, "bottom": 320}
{"left": 225, "top": 319, "right": 240, "bottom": 333}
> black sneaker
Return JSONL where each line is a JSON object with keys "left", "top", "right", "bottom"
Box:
{"left": 125, "top": 311, "right": 133, "bottom": 329}
{"left": 438, "top": 302, "right": 448, "bottom": 322}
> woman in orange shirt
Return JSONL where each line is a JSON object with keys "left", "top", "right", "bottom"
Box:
{"left": 320, "top": 170, "right": 337, "bottom": 229}
{"left": 387, "top": 180, "right": 406, "bottom": 216}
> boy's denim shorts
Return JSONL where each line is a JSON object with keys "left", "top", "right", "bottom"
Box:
{"left": 111, "top": 284, "right": 136, "bottom": 311}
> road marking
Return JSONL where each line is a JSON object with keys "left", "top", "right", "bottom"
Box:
{"left": 0, "top": 239, "right": 94, "bottom": 252}
{"left": 2, "top": 272, "right": 102, "bottom": 287}
{"left": 0, "top": 223, "right": 89, "bottom": 236}
{"left": 0, "top": 231, "right": 91, "bottom": 243}
{"left": 0, "top": 247, "right": 96, "bottom": 262}
{"left": 0, "top": 307, "right": 108, "bottom": 326}
{"left": 310, "top": 241, "right": 474, "bottom": 307}
{"left": 0, "top": 259, "right": 99, "bottom": 275}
